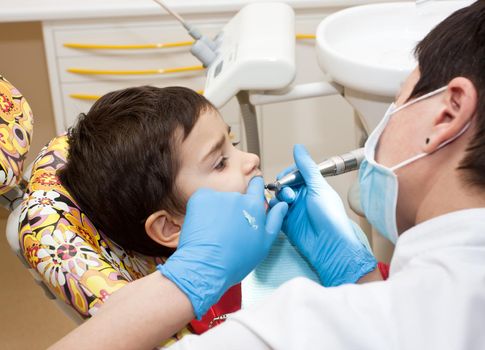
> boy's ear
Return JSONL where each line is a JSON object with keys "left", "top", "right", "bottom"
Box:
{"left": 145, "top": 210, "right": 183, "bottom": 249}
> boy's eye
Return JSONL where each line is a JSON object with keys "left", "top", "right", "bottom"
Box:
{"left": 214, "top": 156, "right": 228, "bottom": 170}
{"left": 232, "top": 141, "right": 240, "bottom": 147}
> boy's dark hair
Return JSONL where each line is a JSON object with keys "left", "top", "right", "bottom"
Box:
{"left": 59, "top": 86, "right": 215, "bottom": 256}
{"left": 411, "top": 0, "right": 485, "bottom": 187}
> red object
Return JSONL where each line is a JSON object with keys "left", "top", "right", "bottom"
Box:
{"left": 189, "top": 283, "right": 242, "bottom": 334}
{"left": 378, "top": 262, "right": 390, "bottom": 280}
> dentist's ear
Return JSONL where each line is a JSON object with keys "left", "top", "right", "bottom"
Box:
{"left": 145, "top": 210, "right": 183, "bottom": 248}
{"left": 424, "top": 77, "right": 477, "bottom": 153}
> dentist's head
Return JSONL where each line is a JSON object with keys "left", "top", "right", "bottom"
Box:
{"left": 360, "top": 0, "right": 485, "bottom": 240}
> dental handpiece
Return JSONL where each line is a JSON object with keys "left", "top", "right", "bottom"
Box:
{"left": 265, "top": 148, "right": 365, "bottom": 191}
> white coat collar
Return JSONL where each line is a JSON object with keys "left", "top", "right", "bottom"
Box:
{"left": 390, "top": 208, "right": 485, "bottom": 275}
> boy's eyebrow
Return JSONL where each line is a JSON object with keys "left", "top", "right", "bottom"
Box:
{"left": 201, "top": 125, "right": 231, "bottom": 163}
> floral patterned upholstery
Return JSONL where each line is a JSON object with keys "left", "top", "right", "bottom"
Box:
{"left": 0, "top": 75, "right": 33, "bottom": 197}
{"left": 18, "top": 134, "right": 192, "bottom": 346}
{"left": 0, "top": 75, "right": 191, "bottom": 346}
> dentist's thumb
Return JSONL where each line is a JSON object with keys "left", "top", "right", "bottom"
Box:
{"left": 246, "top": 176, "right": 265, "bottom": 199}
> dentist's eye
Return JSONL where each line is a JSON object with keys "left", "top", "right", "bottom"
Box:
{"left": 214, "top": 156, "right": 228, "bottom": 171}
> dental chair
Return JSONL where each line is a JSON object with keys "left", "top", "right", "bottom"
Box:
{"left": 2, "top": 76, "right": 191, "bottom": 346}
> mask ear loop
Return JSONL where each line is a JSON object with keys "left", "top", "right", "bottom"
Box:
{"left": 370, "top": 86, "right": 450, "bottom": 170}
{"left": 391, "top": 121, "right": 471, "bottom": 172}
{"left": 388, "top": 86, "right": 452, "bottom": 172}
{"left": 392, "top": 86, "right": 448, "bottom": 115}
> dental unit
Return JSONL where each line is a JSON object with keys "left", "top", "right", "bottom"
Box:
{"left": 153, "top": 0, "right": 296, "bottom": 157}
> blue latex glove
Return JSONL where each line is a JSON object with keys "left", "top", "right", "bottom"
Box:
{"left": 270, "top": 145, "right": 376, "bottom": 287}
{"left": 158, "top": 177, "right": 288, "bottom": 319}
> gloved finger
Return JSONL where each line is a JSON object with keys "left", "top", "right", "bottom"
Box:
{"left": 268, "top": 197, "right": 280, "bottom": 208}
{"left": 276, "top": 164, "right": 297, "bottom": 180}
{"left": 293, "top": 144, "right": 325, "bottom": 187}
{"left": 186, "top": 187, "right": 213, "bottom": 209}
{"left": 275, "top": 186, "right": 296, "bottom": 203}
{"left": 246, "top": 176, "right": 265, "bottom": 199}
{"left": 268, "top": 188, "right": 295, "bottom": 207}
{"left": 265, "top": 201, "right": 289, "bottom": 236}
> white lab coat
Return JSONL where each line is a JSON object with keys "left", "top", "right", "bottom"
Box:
{"left": 170, "top": 209, "right": 485, "bottom": 349}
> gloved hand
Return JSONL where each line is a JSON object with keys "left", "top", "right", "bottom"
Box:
{"left": 158, "top": 177, "right": 288, "bottom": 319}
{"left": 270, "top": 145, "right": 376, "bottom": 287}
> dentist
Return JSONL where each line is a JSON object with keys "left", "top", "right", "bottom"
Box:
{"left": 51, "top": 1, "right": 485, "bottom": 349}
{"left": 168, "top": 1, "right": 485, "bottom": 348}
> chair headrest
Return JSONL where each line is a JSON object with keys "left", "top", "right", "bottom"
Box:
{"left": 5, "top": 77, "right": 193, "bottom": 344}
{"left": 0, "top": 76, "right": 33, "bottom": 197}
{"left": 19, "top": 134, "right": 164, "bottom": 317}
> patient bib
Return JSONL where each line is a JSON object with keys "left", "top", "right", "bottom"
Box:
{"left": 242, "top": 222, "right": 372, "bottom": 308}
{"left": 242, "top": 232, "right": 319, "bottom": 308}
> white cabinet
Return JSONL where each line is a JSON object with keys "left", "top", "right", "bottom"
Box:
{"left": 42, "top": 16, "right": 242, "bottom": 145}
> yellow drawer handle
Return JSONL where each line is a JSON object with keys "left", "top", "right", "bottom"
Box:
{"left": 69, "top": 89, "right": 204, "bottom": 101}
{"left": 64, "top": 41, "right": 194, "bottom": 50}
{"left": 69, "top": 94, "right": 101, "bottom": 100}
{"left": 67, "top": 65, "right": 205, "bottom": 76}
{"left": 63, "top": 34, "right": 314, "bottom": 51}
{"left": 296, "top": 34, "right": 316, "bottom": 40}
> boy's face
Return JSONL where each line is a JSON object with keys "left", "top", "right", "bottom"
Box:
{"left": 144, "top": 107, "right": 262, "bottom": 250}
{"left": 176, "top": 108, "right": 262, "bottom": 204}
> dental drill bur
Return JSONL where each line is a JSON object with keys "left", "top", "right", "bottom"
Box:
{"left": 265, "top": 148, "right": 365, "bottom": 191}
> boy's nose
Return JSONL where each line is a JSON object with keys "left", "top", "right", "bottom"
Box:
{"left": 243, "top": 152, "right": 261, "bottom": 176}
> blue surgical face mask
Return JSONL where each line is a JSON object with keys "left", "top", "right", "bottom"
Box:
{"left": 359, "top": 86, "right": 469, "bottom": 244}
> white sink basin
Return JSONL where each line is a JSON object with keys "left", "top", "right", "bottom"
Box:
{"left": 316, "top": 1, "right": 472, "bottom": 97}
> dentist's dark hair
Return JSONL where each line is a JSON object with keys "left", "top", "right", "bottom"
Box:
{"left": 410, "top": 0, "right": 485, "bottom": 187}
{"left": 59, "top": 86, "right": 215, "bottom": 256}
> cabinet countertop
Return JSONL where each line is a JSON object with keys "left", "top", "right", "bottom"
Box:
{"left": 0, "top": 0, "right": 403, "bottom": 23}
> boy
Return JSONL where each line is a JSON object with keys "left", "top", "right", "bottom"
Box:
{"left": 60, "top": 86, "right": 258, "bottom": 258}
{"left": 59, "top": 86, "right": 320, "bottom": 332}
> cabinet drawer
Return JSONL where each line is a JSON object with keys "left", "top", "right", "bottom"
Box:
{"left": 57, "top": 54, "right": 205, "bottom": 83}
{"left": 53, "top": 21, "right": 223, "bottom": 58}
{"left": 52, "top": 21, "right": 223, "bottom": 83}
